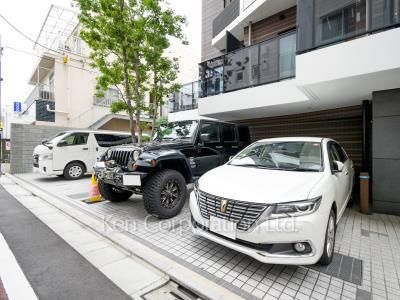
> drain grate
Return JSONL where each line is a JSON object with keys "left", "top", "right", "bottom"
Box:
{"left": 143, "top": 281, "right": 202, "bottom": 300}
{"left": 310, "top": 253, "right": 363, "bottom": 285}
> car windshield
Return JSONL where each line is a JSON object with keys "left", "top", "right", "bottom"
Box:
{"left": 44, "top": 132, "right": 68, "bottom": 144}
{"left": 230, "top": 141, "right": 323, "bottom": 172}
{"left": 154, "top": 121, "right": 198, "bottom": 141}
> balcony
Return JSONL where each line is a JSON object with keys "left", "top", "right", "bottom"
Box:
{"left": 296, "top": 0, "right": 400, "bottom": 105}
{"left": 168, "top": 81, "right": 200, "bottom": 113}
{"left": 25, "top": 84, "right": 55, "bottom": 109}
{"left": 297, "top": 0, "right": 400, "bottom": 54}
{"left": 200, "top": 31, "right": 296, "bottom": 98}
{"left": 212, "top": 0, "right": 297, "bottom": 50}
{"left": 93, "top": 88, "right": 121, "bottom": 107}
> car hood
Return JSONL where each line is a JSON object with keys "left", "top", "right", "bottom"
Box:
{"left": 33, "top": 144, "right": 52, "bottom": 155}
{"left": 198, "top": 165, "right": 325, "bottom": 204}
{"left": 110, "top": 140, "right": 192, "bottom": 152}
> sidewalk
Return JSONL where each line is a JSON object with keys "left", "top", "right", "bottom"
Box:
{"left": 0, "top": 182, "right": 164, "bottom": 300}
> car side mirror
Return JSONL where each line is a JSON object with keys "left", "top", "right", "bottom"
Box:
{"left": 229, "top": 155, "right": 234, "bottom": 160}
{"left": 200, "top": 133, "right": 210, "bottom": 143}
{"left": 333, "top": 160, "right": 344, "bottom": 173}
{"left": 57, "top": 140, "right": 68, "bottom": 147}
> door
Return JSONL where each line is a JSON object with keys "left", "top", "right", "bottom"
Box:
{"left": 193, "top": 122, "right": 223, "bottom": 176}
{"left": 328, "top": 142, "right": 352, "bottom": 217}
{"left": 53, "top": 132, "right": 91, "bottom": 172}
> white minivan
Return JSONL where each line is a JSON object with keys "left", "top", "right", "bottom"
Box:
{"left": 33, "top": 130, "right": 131, "bottom": 180}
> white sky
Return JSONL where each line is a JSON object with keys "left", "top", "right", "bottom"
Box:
{"left": 0, "top": 0, "right": 201, "bottom": 112}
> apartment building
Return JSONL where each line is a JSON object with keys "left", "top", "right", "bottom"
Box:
{"left": 22, "top": 5, "right": 199, "bottom": 131}
{"left": 168, "top": 0, "right": 400, "bottom": 214}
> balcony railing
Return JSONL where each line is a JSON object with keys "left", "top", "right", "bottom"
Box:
{"left": 25, "top": 84, "right": 55, "bottom": 109}
{"left": 200, "top": 31, "right": 297, "bottom": 98}
{"left": 213, "top": 0, "right": 240, "bottom": 37}
{"left": 169, "top": 81, "right": 200, "bottom": 113}
{"left": 93, "top": 88, "right": 121, "bottom": 107}
{"left": 297, "top": 0, "right": 400, "bottom": 54}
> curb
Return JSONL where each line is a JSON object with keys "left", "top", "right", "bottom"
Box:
{"left": 6, "top": 173, "right": 244, "bottom": 300}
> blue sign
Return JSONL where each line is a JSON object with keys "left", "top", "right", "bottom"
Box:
{"left": 13, "top": 101, "right": 22, "bottom": 113}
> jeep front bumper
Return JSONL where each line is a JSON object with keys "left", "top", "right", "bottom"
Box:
{"left": 94, "top": 167, "right": 148, "bottom": 188}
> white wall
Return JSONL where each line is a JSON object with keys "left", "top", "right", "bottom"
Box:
{"left": 168, "top": 109, "right": 200, "bottom": 122}
{"left": 198, "top": 79, "right": 309, "bottom": 119}
{"left": 297, "top": 28, "right": 400, "bottom": 86}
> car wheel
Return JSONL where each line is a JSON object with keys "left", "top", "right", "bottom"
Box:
{"left": 98, "top": 180, "right": 133, "bottom": 202}
{"left": 318, "top": 209, "right": 336, "bottom": 265}
{"left": 143, "top": 169, "right": 187, "bottom": 219}
{"left": 64, "top": 162, "right": 85, "bottom": 180}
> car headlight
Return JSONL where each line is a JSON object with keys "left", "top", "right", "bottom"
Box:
{"left": 39, "top": 154, "right": 53, "bottom": 161}
{"left": 268, "top": 196, "right": 322, "bottom": 219}
{"left": 132, "top": 150, "right": 141, "bottom": 161}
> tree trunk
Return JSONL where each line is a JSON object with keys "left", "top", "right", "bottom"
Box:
{"left": 133, "top": 57, "right": 142, "bottom": 146}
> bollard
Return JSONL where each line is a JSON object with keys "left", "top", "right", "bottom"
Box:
{"left": 360, "top": 172, "right": 370, "bottom": 214}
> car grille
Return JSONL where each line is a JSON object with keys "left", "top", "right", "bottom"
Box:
{"left": 33, "top": 154, "right": 39, "bottom": 167}
{"left": 109, "top": 150, "right": 132, "bottom": 167}
{"left": 198, "top": 190, "right": 269, "bottom": 231}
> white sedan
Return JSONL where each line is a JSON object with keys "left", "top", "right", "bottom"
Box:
{"left": 190, "top": 137, "right": 354, "bottom": 265}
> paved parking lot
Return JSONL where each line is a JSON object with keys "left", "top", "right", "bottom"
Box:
{"left": 13, "top": 173, "right": 400, "bottom": 300}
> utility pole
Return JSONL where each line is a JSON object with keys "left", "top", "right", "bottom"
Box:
{"left": 0, "top": 34, "right": 3, "bottom": 176}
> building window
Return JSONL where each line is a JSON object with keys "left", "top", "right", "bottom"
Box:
{"left": 319, "top": 0, "right": 366, "bottom": 44}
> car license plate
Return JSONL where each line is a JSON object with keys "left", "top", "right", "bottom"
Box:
{"left": 123, "top": 174, "right": 141, "bottom": 186}
{"left": 209, "top": 216, "right": 236, "bottom": 240}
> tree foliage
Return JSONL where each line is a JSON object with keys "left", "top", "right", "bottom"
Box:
{"left": 74, "top": 0, "right": 186, "bottom": 145}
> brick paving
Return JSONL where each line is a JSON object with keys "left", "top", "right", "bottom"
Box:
{"left": 10, "top": 174, "right": 400, "bottom": 299}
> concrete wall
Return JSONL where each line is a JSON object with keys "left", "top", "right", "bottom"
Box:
{"left": 10, "top": 123, "right": 74, "bottom": 174}
{"left": 202, "top": 0, "right": 224, "bottom": 62}
{"left": 372, "top": 88, "right": 400, "bottom": 214}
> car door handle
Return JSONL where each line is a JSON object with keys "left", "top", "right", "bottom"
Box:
{"left": 82, "top": 148, "right": 89, "bottom": 150}
{"left": 345, "top": 171, "right": 349, "bottom": 175}
{"left": 232, "top": 145, "right": 238, "bottom": 149}
{"left": 215, "top": 146, "right": 223, "bottom": 149}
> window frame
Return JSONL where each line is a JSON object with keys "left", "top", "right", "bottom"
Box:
{"left": 200, "top": 121, "right": 221, "bottom": 144}
{"left": 221, "top": 123, "right": 237, "bottom": 143}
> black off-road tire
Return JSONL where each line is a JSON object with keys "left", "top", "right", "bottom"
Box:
{"left": 98, "top": 180, "right": 133, "bottom": 202}
{"left": 143, "top": 169, "right": 187, "bottom": 219}
{"left": 318, "top": 209, "right": 336, "bottom": 265}
{"left": 63, "top": 162, "right": 85, "bottom": 180}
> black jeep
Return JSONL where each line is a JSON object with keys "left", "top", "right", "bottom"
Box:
{"left": 94, "top": 119, "right": 251, "bottom": 219}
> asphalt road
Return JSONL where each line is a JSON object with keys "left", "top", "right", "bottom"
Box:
{"left": 0, "top": 185, "right": 131, "bottom": 300}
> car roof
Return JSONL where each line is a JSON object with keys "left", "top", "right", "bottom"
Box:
{"left": 62, "top": 130, "right": 131, "bottom": 135}
{"left": 256, "top": 137, "right": 325, "bottom": 143}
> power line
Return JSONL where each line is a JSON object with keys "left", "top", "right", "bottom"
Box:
{"left": 0, "top": 13, "right": 62, "bottom": 56}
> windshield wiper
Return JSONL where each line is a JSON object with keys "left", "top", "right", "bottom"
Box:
{"left": 287, "top": 167, "right": 319, "bottom": 172}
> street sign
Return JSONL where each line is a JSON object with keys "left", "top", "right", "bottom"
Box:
{"left": 5, "top": 141, "right": 10, "bottom": 151}
{"left": 13, "top": 101, "right": 22, "bottom": 113}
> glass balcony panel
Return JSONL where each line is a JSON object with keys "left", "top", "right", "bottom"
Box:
{"left": 224, "top": 45, "right": 259, "bottom": 92}
{"left": 279, "top": 33, "right": 297, "bottom": 79}
{"left": 259, "top": 38, "right": 279, "bottom": 85}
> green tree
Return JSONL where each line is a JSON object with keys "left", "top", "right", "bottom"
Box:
{"left": 143, "top": 0, "right": 186, "bottom": 138}
{"left": 75, "top": 0, "right": 185, "bottom": 145}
